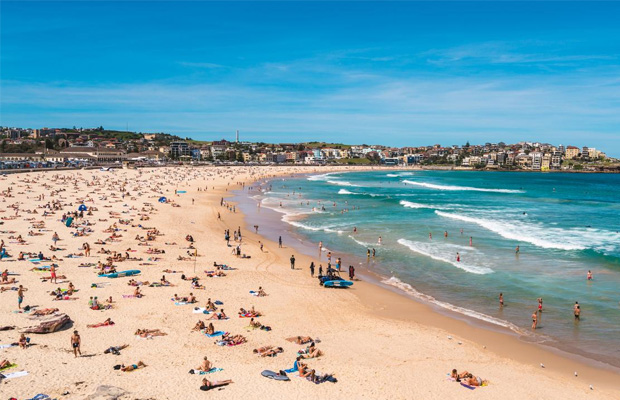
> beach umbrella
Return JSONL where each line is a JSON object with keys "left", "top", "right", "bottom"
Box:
{"left": 78, "top": 204, "right": 87, "bottom": 211}
{"left": 158, "top": 197, "right": 167, "bottom": 203}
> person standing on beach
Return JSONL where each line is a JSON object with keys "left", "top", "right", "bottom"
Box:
{"left": 17, "top": 285, "right": 25, "bottom": 309}
{"left": 372, "top": 248, "right": 376, "bottom": 258}
{"left": 259, "top": 241, "right": 263, "bottom": 252}
{"left": 537, "top": 298, "right": 543, "bottom": 313}
{"left": 310, "top": 262, "right": 315, "bottom": 277}
{"left": 456, "top": 252, "right": 460, "bottom": 262}
{"left": 515, "top": 245, "right": 520, "bottom": 254}
{"left": 50, "top": 264, "right": 57, "bottom": 284}
{"left": 444, "top": 231, "right": 448, "bottom": 238}
{"left": 469, "top": 237, "right": 473, "bottom": 246}
{"left": 290, "top": 255, "right": 295, "bottom": 270}
{"left": 349, "top": 265, "right": 355, "bottom": 280}
{"left": 278, "top": 236, "right": 282, "bottom": 248}
{"left": 531, "top": 311, "right": 537, "bottom": 330}
{"left": 429, "top": 232, "right": 432, "bottom": 240}
{"left": 318, "top": 265, "right": 323, "bottom": 276}
{"left": 319, "top": 241, "right": 322, "bottom": 251}
{"left": 367, "top": 249, "right": 370, "bottom": 258}
{"left": 587, "top": 270, "right": 593, "bottom": 280}
{"left": 499, "top": 293, "right": 504, "bottom": 307}
{"left": 71, "top": 330, "right": 82, "bottom": 357}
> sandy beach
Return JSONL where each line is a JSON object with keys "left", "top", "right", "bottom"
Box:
{"left": 0, "top": 165, "right": 618, "bottom": 400}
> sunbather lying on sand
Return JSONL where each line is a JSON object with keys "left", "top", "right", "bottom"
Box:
{"left": 201, "top": 378, "right": 233, "bottom": 390}
{"left": 88, "top": 318, "right": 114, "bottom": 328}
{"left": 286, "top": 336, "right": 313, "bottom": 345}
{"left": 104, "top": 344, "right": 128, "bottom": 355}
{"left": 32, "top": 308, "right": 58, "bottom": 316}
{"left": 1, "top": 359, "right": 13, "bottom": 369}
{"left": 451, "top": 369, "right": 488, "bottom": 386}
{"left": 217, "top": 333, "right": 246, "bottom": 346}
{"left": 135, "top": 329, "right": 167, "bottom": 338}
{"left": 253, "top": 346, "right": 283, "bottom": 357}
{"left": 120, "top": 361, "right": 146, "bottom": 371}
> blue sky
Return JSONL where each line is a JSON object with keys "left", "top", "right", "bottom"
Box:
{"left": 1, "top": 1, "right": 619, "bottom": 155}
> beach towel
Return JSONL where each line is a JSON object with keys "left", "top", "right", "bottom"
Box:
{"left": 0, "top": 370, "right": 28, "bottom": 380}
{"left": 175, "top": 302, "right": 189, "bottom": 306}
{"left": 249, "top": 291, "right": 258, "bottom": 296}
{"left": 192, "top": 307, "right": 211, "bottom": 314}
{"left": 26, "top": 394, "right": 51, "bottom": 400}
{"left": 284, "top": 362, "right": 298, "bottom": 374}
{"left": 0, "top": 344, "right": 16, "bottom": 349}
{"left": 0, "top": 363, "right": 17, "bottom": 372}
{"left": 205, "top": 331, "right": 225, "bottom": 338}
{"left": 190, "top": 367, "right": 223, "bottom": 375}
{"left": 460, "top": 383, "right": 476, "bottom": 390}
{"left": 214, "top": 300, "right": 224, "bottom": 305}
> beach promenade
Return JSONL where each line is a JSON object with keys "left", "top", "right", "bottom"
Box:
{"left": 0, "top": 166, "right": 617, "bottom": 399}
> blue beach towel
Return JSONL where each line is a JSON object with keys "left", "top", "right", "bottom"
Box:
{"left": 206, "top": 331, "right": 225, "bottom": 338}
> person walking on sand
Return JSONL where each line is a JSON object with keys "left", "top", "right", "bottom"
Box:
{"left": 71, "top": 330, "right": 82, "bottom": 357}
{"left": 17, "top": 285, "right": 25, "bottom": 309}
{"left": 278, "top": 236, "right": 282, "bottom": 248}
{"left": 531, "top": 311, "right": 537, "bottom": 330}
{"left": 290, "top": 255, "right": 295, "bottom": 270}
{"left": 310, "top": 262, "right": 315, "bottom": 277}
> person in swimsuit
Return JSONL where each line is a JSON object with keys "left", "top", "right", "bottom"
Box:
{"left": 537, "top": 298, "right": 543, "bottom": 312}
{"left": 201, "top": 378, "right": 233, "bottom": 389}
{"left": 71, "top": 330, "right": 82, "bottom": 357}
{"left": 531, "top": 311, "right": 537, "bottom": 330}
{"left": 17, "top": 285, "right": 25, "bottom": 309}
{"left": 121, "top": 361, "right": 145, "bottom": 371}
{"left": 499, "top": 293, "right": 504, "bottom": 307}
{"left": 574, "top": 302, "right": 581, "bottom": 321}
{"left": 587, "top": 270, "right": 593, "bottom": 280}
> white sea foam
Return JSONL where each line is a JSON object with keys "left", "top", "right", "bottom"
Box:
{"left": 348, "top": 235, "right": 376, "bottom": 248}
{"left": 434, "top": 211, "right": 620, "bottom": 252}
{"left": 402, "top": 179, "right": 524, "bottom": 193}
{"left": 327, "top": 179, "right": 357, "bottom": 187}
{"left": 399, "top": 200, "right": 446, "bottom": 210}
{"left": 338, "top": 189, "right": 353, "bottom": 195}
{"left": 397, "top": 239, "right": 493, "bottom": 275}
{"left": 381, "top": 276, "right": 523, "bottom": 334}
{"left": 386, "top": 173, "right": 399, "bottom": 177}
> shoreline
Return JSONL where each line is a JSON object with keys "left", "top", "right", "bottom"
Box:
{"left": 1, "top": 165, "right": 618, "bottom": 399}
{"left": 232, "top": 169, "right": 620, "bottom": 386}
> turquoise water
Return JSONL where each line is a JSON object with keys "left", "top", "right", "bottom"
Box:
{"left": 253, "top": 170, "right": 620, "bottom": 367}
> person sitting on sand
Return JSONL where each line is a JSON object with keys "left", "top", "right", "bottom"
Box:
{"left": 120, "top": 361, "right": 146, "bottom": 372}
{"left": 201, "top": 378, "right": 232, "bottom": 390}
{"left": 197, "top": 356, "right": 212, "bottom": 372}
{"left": 160, "top": 275, "right": 170, "bottom": 285}
{"left": 1, "top": 359, "right": 13, "bottom": 369}
{"left": 257, "top": 287, "right": 267, "bottom": 297}
{"left": 104, "top": 344, "right": 128, "bottom": 355}
{"left": 133, "top": 287, "right": 143, "bottom": 298}
{"left": 205, "top": 322, "right": 215, "bottom": 335}
{"left": 19, "top": 334, "right": 28, "bottom": 349}
{"left": 193, "top": 320, "right": 206, "bottom": 332}
{"left": 205, "top": 298, "right": 217, "bottom": 311}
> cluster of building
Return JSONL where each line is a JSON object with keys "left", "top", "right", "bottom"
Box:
{"left": 0, "top": 126, "right": 614, "bottom": 171}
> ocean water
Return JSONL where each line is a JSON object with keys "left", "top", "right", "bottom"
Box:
{"left": 245, "top": 170, "right": 620, "bottom": 368}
